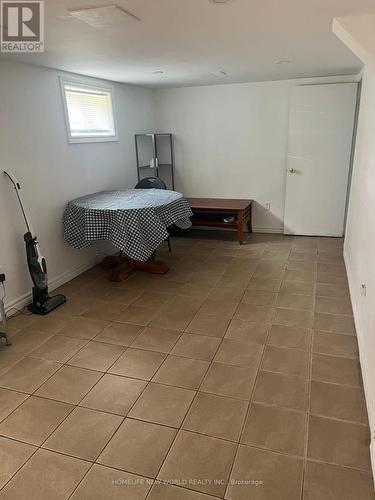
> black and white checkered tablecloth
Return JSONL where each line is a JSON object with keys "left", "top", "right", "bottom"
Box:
{"left": 63, "top": 189, "right": 192, "bottom": 261}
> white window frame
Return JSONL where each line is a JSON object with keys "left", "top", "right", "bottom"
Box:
{"left": 59, "top": 77, "right": 119, "bottom": 144}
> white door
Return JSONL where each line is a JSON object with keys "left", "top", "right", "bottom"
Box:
{"left": 284, "top": 83, "right": 357, "bottom": 236}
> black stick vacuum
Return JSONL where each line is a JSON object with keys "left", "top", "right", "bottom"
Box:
{"left": 4, "top": 171, "right": 66, "bottom": 315}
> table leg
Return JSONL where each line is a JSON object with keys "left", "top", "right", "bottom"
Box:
{"left": 102, "top": 255, "right": 169, "bottom": 282}
{"left": 237, "top": 210, "right": 244, "bottom": 245}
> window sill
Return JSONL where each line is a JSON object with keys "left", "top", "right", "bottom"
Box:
{"left": 68, "top": 136, "right": 119, "bottom": 144}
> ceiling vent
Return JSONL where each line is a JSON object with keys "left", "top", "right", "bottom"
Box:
{"left": 68, "top": 5, "right": 140, "bottom": 28}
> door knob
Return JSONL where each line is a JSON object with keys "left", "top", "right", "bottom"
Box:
{"left": 288, "top": 168, "right": 297, "bottom": 173}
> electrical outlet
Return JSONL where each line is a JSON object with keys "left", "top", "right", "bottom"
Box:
{"left": 361, "top": 284, "right": 367, "bottom": 297}
{"left": 265, "top": 202, "right": 271, "bottom": 211}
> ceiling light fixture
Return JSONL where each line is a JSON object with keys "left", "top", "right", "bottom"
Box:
{"left": 68, "top": 5, "right": 140, "bottom": 28}
{"left": 274, "top": 59, "right": 291, "bottom": 65}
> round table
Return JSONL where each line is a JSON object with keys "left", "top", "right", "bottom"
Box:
{"left": 63, "top": 189, "right": 192, "bottom": 281}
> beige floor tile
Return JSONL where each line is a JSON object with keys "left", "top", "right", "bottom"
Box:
{"left": 70, "top": 464, "right": 152, "bottom": 500}
{"left": 115, "top": 305, "right": 159, "bottom": 326}
{"left": 268, "top": 324, "right": 311, "bottom": 350}
{"left": 56, "top": 317, "right": 109, "bottom": 340}
{"left": 0, "top": 388, "right": 28, "bottom": 421}
{"left": 153, "top": 355, "right": 209, "bottom": 390}
{"left": 276, "top": 293, "right": 315, "bottom": 311}
{"left": 0, "top": 352, "right": 24, "bottom": 376}
{"left": 253, "top": 370, "right": 308, "bottom": 411}
{"left": 108, "top": 348, "right": 166, "bottom": 380}
{"left": 312, "top": 354, "right": 362, "bottom": 387}
{"left": 252, "top": 268, "right": 285, "bottom": 280}
{"left": 241, "top": 289, "right": 277, "bottom": 306}
{"left": 303, "top": 460, "right": 375, "bottom": 500}
{"left": 0, "top": 436, "right": 35, "bottom": 488}
{"left": 201, "top": 362, "right": 256, "bottom": 400}
{"left": 179, "top": 283, "right": 212, "bottom": 298}
{"left": 7, "top": 313, "right": 38, "bottom": 330}
{"left": 284, "top": 269, "right": 316, "bottom": 282}
{"left": 316, "top": 282, "right": 350, "bottom": 298}
{"left": 186, "top": 313, "right": 230, "bottom": 337}
{"left": 133, "top": 291, "right": 173, "bottom": 308}
{"left": 262, "top": 346, "right": 310, "bottom": 378}
{"left": 58, "top": 296, "right": 93, "bottom": 316}
{"left": 214, "top": 339, "right": 263, "bottom": 368}
{"left": 314, "top": 313, "right": 356, "bottom": 335}
{"left": 132, "top": 327, "right": 181, "bottom": 353}
{"left": 43, "top": 407, "right": 122, "bottom": 461}
{"left": 310, "top": 381, "right": 368, "bottom": 424}
{"left": 28, "top": 313, "right": 71, "bottom": 334}
{"left": 148, "top": 483, "right": 221, "bottom": 499}
{"left": 4, "top": 329, "right": 53, "bottom": 356}
{"left": 315, "top": 296, "right": 353, "bottom": 315}
{"left": 287, "top": 260, "right": 316, "bottom": 272}
{"left": 199, "top": 299, "right": 239, "bottom": 318}
{"left": 308, "top": 415, "right": 371, "bottom": 470}
{"left": 35, "top": 365, "right": 102, "bottom": 404}
{"left": 98, "top": 418, "right": 176, "bottom": 478}
{"left": 165, "top": 295, "right": 205, "bottom": 314}
{"left": 0, "top": 395, "right": 73, "bottom": 446}
{"left": 0, "top": 357, "right": 61, "bottom": 393}
{"left": 313, "top": 331, "right": 358, "bottom": 358}
{"left": 235, "top": 304, "right": 275, "bottom": 322}
{"left": 242, "top": 403, "right": 306, "bottom": 456}
{"left": 182, "top": 392, "right": 247, "bottom": 441}
{"left": 29, "top": 335, "right": 87, "bottom": 362}
{"left": 317, "top": 272, "right": 348, "bottom": 285}
{"left": 208, "top": 287, "right": 245, "bottom": 302}
{"left": 0, "top": 448, "right": 90, "bottom": 500}
{"left": 129, "top": 382, "right": 195, "bottom": 427}
{"left": 150, "top": 309, "right": 196, "bottom": 331}
{"left": 158, "top": 430, "right": 236, "bottom": 497}
{"left": 67, "top": 341, "right": 124, "bottom": 372}
{"left": 247, "top": 278, "right": 282, "bottom": 291}
{"left": 82, "top": 300, "right": 126, "bottom": 321}
{"left": 171, "top": 334, "right": 221, "bottom": 361}
{"left": 92, "top": 322, "right": 143, "bottom": 346}
{"left": 226, "top": 445, "right": 303, "bottom": 500}
{"left": 80, "top": 374, "right": 146, "bottom": 415}
{"left": 225, "top": 320, "right": 269, "bottom": 344}
{"left": 280, "top": 280, "right": 315, "bottom": 295}
{"left": 274, "top": 308, "right": 314, "bottom": 329}
{"left": 105, "top": 287, "right": 144, "bottom": 305}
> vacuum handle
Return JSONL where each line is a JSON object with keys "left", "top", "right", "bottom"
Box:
{"left": 4, "top": 170, "right": 32, "bottom": 235}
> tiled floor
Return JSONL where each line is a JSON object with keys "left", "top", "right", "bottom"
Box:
{"left": 0, "top": 232, "right": 374, "bottom": 499}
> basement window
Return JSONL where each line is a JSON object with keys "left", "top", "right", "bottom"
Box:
{"left": 60, "top": 78, "right": 118, "bottom": 143}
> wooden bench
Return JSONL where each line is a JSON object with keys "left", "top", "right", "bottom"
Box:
{"left": 187, "top": 198, "right": 253, "bottom": 245}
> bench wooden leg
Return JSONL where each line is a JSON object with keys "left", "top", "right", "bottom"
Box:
{"left": 237, "top": 210, "right": 244, "bottom": 244}
{"left": 246, "top": 204, "right": 253, "bottom": 233}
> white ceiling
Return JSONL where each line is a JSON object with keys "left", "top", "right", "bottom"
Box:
{"left": 1, "top": 0, "right": 375, "bottom": 88}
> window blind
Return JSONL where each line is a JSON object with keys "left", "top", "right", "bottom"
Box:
{"left": 63, "top": 82, "right": 116, "bottom": 139}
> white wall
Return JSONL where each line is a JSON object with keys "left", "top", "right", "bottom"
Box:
{"left": 344, "top": 66, "right": 375, "bottom": 454}
{"left": 154, "top": 75, "right": 358, "bottom": 233}
{"left": 0, "top": 59, "right": 155, "bottom": 310}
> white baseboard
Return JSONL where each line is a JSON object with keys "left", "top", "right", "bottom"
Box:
{"left": 189, "top": 225, "right": 284, "bottom": 234}
{"left": 4, "top": 254, "right": 104, "bottom": 316}
{"left": 344, "top": 249, "right": 375, "bottom": 479}
{"left": 252, "top": 226, "right": 284, "bottom": 234}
